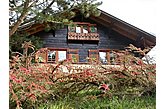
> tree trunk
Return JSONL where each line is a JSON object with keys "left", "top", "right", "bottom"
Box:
{"left": 9, "top": 0, "right": 36, "bottom": 37}
{"left": 9, "top": 11, "right": 28, "bottom": 37}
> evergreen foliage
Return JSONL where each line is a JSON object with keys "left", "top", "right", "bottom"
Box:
{"left": 9, "top": 34, "right": 43, "bottom": 55}
{"left": 9, "top": 0, "right": 102, "bottom": 37}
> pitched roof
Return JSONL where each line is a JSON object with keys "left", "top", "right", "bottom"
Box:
{"left": 18, "top": 9, "right": 156, "bottom": 49}
{"left": 90, "top": 9, "right": 156, "bottom": 48}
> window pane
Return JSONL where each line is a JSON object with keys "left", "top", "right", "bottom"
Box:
{"left": 76, "top": 26, "right": 81, "bottom": 33}
{"left": 69, "top": 26, "right": 75, "bottom": 32}
{"left": 99, "top": 52, "right": 108, "bottom": 64}
{"left": 110, "top": 51, "right": 116, "bottom": 64}
{"left": 83, "top": 26, "right": 88, "bottom": 33}
{"left": 90, "top": 26, "right": 97, "bottom": 33}
{"left": 58, "top": 51, "right": 66, "bottom": 61}
{"left": 48, "top": 50, "right": 56, "bottom": 62}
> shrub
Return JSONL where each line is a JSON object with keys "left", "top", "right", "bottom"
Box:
{"left": 9, "top": 43, "right": 156, "bottom": 108}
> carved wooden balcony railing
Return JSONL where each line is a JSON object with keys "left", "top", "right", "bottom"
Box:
{"left": 68, "top": 32, "right": 99, "bottom": 41}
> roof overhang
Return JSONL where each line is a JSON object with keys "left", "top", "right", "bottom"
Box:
{"left": 18, "top": 9, "right": 156, "bottom": 50}
{"left": 90, "top": 9, "right": 156, "bottom": 49}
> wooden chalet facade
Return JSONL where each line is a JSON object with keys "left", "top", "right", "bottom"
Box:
{"left": 20, "top": 9, "right": 156, "bottom": 65}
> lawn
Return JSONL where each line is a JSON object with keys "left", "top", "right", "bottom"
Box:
{"left": 38, "top": 90, "right": 156, "bottom": 109}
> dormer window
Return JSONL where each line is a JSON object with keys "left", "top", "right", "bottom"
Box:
{"left": 68, "top": 22, "right": 99, "bottom": 41}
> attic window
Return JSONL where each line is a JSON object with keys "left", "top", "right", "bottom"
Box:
{"left": 68, "top": 22, "right": 99, "bottom": 41}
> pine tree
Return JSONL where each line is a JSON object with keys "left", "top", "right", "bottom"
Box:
{"left": 9, "top": 0, "right": 102, "bottom": 37}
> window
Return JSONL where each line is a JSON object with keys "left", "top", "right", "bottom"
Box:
{"left": 75, "top": 25, "right": 89, "bottom": 33}
{"left": 58, "top": 51, "right": 67, "bottom": 61}
{"left": 69, "top": 26, "right": 76, "bottom": 32}
{"left": 110, "top": 51, "right": 116, "bottom": 64}
{"left": 68, "top": 49, "right": 79, "bottom": 63}
{"left": 83, "top": 25, "right": 89, "bottom": 33}
{"left": 48, "top": 50, "right": 56, "bottom": 62}
{"left": 47, "top": 49, "right": 67, "bottom": 63}
{"left": 99, "top": 52, "right": 108, "bottom": 64}
{"left": 76, "top": 26, "right": 81, "bottom": 33}
{"left": 99, "top": 50, "right": 110, "bottom": 64}
{"left": 68, "top": 22, "right": 99, "bottom": 41}
{"left": 109, "top": 50, "right": 122, "bottom": 65}
{"left": 88, "top": 49, "right": 112, "bottom": 64}
{"left": 90, "top": 25, "right": 97, "bottom": 33}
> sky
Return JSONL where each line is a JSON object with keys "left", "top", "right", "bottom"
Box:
{"left": 98, "top": 0, "right": 156, "bottom": 35}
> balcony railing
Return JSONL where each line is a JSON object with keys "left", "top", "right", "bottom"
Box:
{"left": 68, "top": 32, "right": 99, "bottom": 41}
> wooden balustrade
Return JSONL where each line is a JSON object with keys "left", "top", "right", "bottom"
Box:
{"left": 68, "top": 32, "right": 99, "bottom": 41}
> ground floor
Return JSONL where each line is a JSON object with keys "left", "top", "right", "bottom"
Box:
{"left": 35, "top": 48, "right": 122, "bottom": 65}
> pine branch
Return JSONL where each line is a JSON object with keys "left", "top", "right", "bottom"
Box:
{"left": 21, "top": 0, "right": 56, "bottom": 25}
{"left": 9, "top": 0, "right": 37, "bottom": 37}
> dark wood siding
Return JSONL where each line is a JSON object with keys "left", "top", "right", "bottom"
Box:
{"left": 35, "top": 23, "right": 135, "bottom": 62}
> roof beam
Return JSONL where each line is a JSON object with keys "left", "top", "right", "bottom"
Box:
{"left": 90, "top": 16, "right": 112, "bottom": 28}
{"left": 112, "top": 26, "right": 136, "bottom": 40}
{"left": 24, "top": 24, "right": 45, "bottom": 35}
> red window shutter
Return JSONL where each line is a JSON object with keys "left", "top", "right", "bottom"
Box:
{"left": 106, "top": 51, "right": 110, "bottom": 64}
{"left": 88, "top": 50, "right": 99, "bottom": 63}
{"left": 68, "top": 49, "right": 79, "bottom": 63}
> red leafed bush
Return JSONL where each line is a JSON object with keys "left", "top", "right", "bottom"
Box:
{"left": 9, "top": 42, "right": 156, "bottom": 108}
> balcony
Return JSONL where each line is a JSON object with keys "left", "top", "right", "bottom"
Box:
{"left": 68, "top": 32, "right": 99, "bottom": 41}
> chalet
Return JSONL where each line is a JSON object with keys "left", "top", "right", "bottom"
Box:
{"left": 19, "top": 9, "right": 156, "bottom": 65}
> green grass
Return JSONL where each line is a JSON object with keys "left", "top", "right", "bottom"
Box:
{"left": 38, "top": 94, "right": 155, "bottom": 109}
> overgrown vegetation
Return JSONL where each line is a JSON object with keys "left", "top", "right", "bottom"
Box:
{"left": 9, "top": 34, "right": 43, "bottom": 55}
{"left": 9, "top": 41, "right": 156, "bottom": 109}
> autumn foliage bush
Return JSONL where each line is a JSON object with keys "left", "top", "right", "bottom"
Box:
{"left": 9, "top": 42, "right": 156, "bottom": 109}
